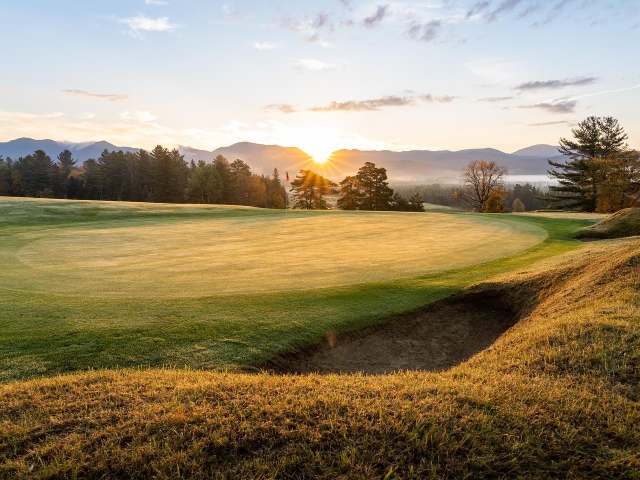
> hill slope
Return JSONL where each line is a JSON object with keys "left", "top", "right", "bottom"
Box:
{"left": 578, "top": 208, "right": 640, "bottom": 239}
{"left": 0, "top": 238, "right": 638, "bottom": 478}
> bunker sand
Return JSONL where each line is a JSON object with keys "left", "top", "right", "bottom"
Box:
{"left": 267, "top": 291, "right": 516, "bottom": 374}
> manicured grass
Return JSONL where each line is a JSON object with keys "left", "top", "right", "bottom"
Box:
{"left": 1, "top": 237, "right": 638, "bottom": 478}
{"left": 0, "top": 198, "right": 596, "bottom": 382}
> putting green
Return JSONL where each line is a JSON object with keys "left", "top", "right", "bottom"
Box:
{"left": 2, "top": 204, "right": 547, "bottom": 298}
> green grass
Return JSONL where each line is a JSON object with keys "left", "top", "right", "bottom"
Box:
{"left": 577, "top": 207, "right": 640, "bottom": 239}
{"left": 0, "top": 197, "right": 597, "bottom": 382}
{"left": 1, "top": 236, "right": 638, "bottom": 478}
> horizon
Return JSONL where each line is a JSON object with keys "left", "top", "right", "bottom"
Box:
{"left": 1, "top": 1, "right": 639, "bottom": 161}
{"left": 1, "top": 136, "right": 567, "bottom": 156}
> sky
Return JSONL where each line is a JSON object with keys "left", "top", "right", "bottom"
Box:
{"left": 0, "top": 0, "right": 639, "bottom": 160}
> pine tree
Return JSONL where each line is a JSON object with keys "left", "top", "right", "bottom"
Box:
{"left": 547, "top": 116, "right": 630, "bottom": 212}
{"left": 409, "top": 192, "right": 426, "bottom": 212}
{"left": 290, "top": 170, "right": 337, "bottom": 210}
{"left": 355, "top": 162, "right": 394, "bottom": 210}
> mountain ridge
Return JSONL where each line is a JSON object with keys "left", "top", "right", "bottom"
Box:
{"left": 0, "top": 138, "right": 565, "bottom": 183}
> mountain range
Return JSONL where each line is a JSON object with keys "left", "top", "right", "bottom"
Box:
{"left": 0, "top": 138, "right": 567, "bottom": 184}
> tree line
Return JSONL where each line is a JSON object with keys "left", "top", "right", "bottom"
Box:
{"left": 3, "top": 116, "right": 636, "bottom": 214}
{"left": 288, "top": 163, "right": 425, "bottom": 212}
{"left": 0, "top": 147, "right": 287, "bottom": 208}
{"left": 453, "top": 116, "right": 639, "bottom": 214}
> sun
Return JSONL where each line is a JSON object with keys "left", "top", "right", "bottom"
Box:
{"left": 296, "top": 132, "right": 340, "bottom": 164}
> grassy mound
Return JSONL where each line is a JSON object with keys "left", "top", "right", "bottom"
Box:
{"left": 578, "top": 207, "right": 640, "bottom": 239}
{"left": 1, "top": 240, "right": 638, "bottom": 478}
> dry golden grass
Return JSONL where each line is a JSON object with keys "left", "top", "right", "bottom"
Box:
{"left": 1, "top": 238, "right": 638, "bottom": 478}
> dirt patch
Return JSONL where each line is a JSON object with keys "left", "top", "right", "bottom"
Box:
{"left": 265, "top": 292, "right": 518, "bottom": 375}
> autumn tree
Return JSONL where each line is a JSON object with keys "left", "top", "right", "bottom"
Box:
{"left": 511, "top": 198, "right": 526, "bottom": 212}
{"left": 455, "top": 160, "right": 509, "bottom": 212}
{"left": 290, "top": 170, "right": 337, "bottom": 210}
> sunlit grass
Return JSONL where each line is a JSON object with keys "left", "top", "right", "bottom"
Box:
{"left": 0, "top": 197, "right": 596, "bottom": 381}
{"left": 0, "top": 236, "right": 638, "bottom": 478}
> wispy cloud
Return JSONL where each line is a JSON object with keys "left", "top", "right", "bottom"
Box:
{"left": 120, "top": 111, "right": 158, "bottom": 123}
{"left": 527, "top": 120, "right": 573, "bottom": 127}
{"left": 485, "top": 0, "right": 525, "bottom": 23}
{"left": 515, "top": 77, "right": 597, "bottom": 91}
{"left": 265, "top": 104, "right": 299, "bottom": 114}
{"left": 309, "top": 95, "right": 415, "bottom": 112}
{"left": 145, "top": 0, "right": 168, "bottom": 5}
{"left": 251, "top": 42, "right": 280, "bottom": 50}
{"left": 296, "top": 59, "right": 339, "bottom": 72}
{"left": 62, "top": 90, "right": 132, "bottom": 103}
{"left": 563, "top": 83, "right": 640, "bottom": 101}
{"left": 518, "top": 100, "right": 577, "bottom": 114}
{"left": 363, "top": 5, "right": 389, "bottom": 28}
{"left": 279, "top": 12, "right": 333, "bottom": 46}
{"left": 118, "top": 14, "right": 179, "bottom": 38}
{"left": 406, "top": 20, "right": 442, "bottom": 43}
{"left": 478, "top": 96, "right": 514, "bottom": 102}
{"left": 222, "top": 3, "right": 245, "bottom": 21}
{"left": 265, "top": 92, "right": 455, "bottom": 114}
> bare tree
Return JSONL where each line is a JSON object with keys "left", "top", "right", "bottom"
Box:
{"left": 455, "top": 160, "right": 509, "bottom": 212}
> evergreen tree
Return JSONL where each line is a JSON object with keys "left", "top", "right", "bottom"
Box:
{"left": 408, "top": 192, "right": 426, "bottom": 212}
{"left": 355, "top": 162, "right": 394, "bottom": 210}
{"left": 290, "top": 170, "right": 337, "bottom": 210}
{"left": 212, "top": 155, "right": 233, "bottom": 204}
{"left": 547, "top": 116, "right": 631, "bottom": 212}
{"left": 336, "top": 176, "right": 364, "bottom": 210}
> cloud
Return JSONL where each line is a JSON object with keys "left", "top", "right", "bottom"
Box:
{"left": 363, "top": 5, "right": 389, "bottom": 28}
{"left": 309, "top": 95, "right": 415, "bottom": 112}
{"left": 222, "top": 3, "right": 245, "bottom": 21}
{"left": 251, "top": 42, "right": 280, "bottom": 50}
{"left": 296, "top": 59, "right": 339, "bottom": 72}
{"left": 514, "top": 77, "right": 597, "bottom": 91}
{"left": 265, "top": 104, "right": 299, "bottom": 114}
{"left": 338, "top": 0, "right": 351, "bottom": 8}
{"left": 407, "top": 20, "right": 442, "bottom": 42}
{"left": 519, "top": 100, "right": 577, "bottom": 114}
{"left": 62, "top": 90, "right": 132, "bottom": 103}
{"left": 466, "top": 1, "right": 491, "bottom": 19}
{"left": 527, "top": 120, "right": 573, "bottom": 127}
{"left": 279, "top": 12, "right": 333, "bottom": 45}
{"left": 265, "top": 92, "right": 455, "bottom": 114}
{"left": 420, "top": 94, "right": 457, "bottom": 103}
{"left": 485, "top": 0, "right": 525, "bottom": 22}
{"left": 478, "top": 96, "right": 514, "bottom": 102}
{"left": 563, "top": 83, "right": 640, "bottom": 101}
{"left": 120, "top": 111, "right": 158, "bottom": 123}
{"left": 145, "top": 0, "right": 168, "bottom": 5}
{"left": 118, "top": 14, "right": 179, "bottom": 38}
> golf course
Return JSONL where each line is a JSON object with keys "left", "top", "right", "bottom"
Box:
{"left": 1, "top": 197, "right": 639, "bottom": 478}
{"left": 0, "top": 197, "right": 594, "bottom": 381}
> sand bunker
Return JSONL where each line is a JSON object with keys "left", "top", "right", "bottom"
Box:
{"left": 266, "top": 292, "right": 517, "bottom": 374}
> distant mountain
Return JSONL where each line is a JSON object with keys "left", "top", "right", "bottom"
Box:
{"left": 0, "top": 138, "right": 138, "bottom": 162}
{"left": 1, "top": 138, "right": 567, "bottom": 184}
{"left": 511, "top": 144, "right": 561, "bottom": 158}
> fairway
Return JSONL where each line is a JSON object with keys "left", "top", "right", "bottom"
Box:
{"left": 3, "top": 202, "right": 546, "bottom": 297}
{"left": 0, "top": 198, "right": 595, "bottom": 381}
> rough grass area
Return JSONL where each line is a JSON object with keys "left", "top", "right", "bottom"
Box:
{"left": 577, "top": 207, "right": 640, "bottom": 239}
{"left": 0, "top": 239, "right": 638, "bottom": 478}
{"left": 0, "top": 198, "right": 594, "bottom": 382}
